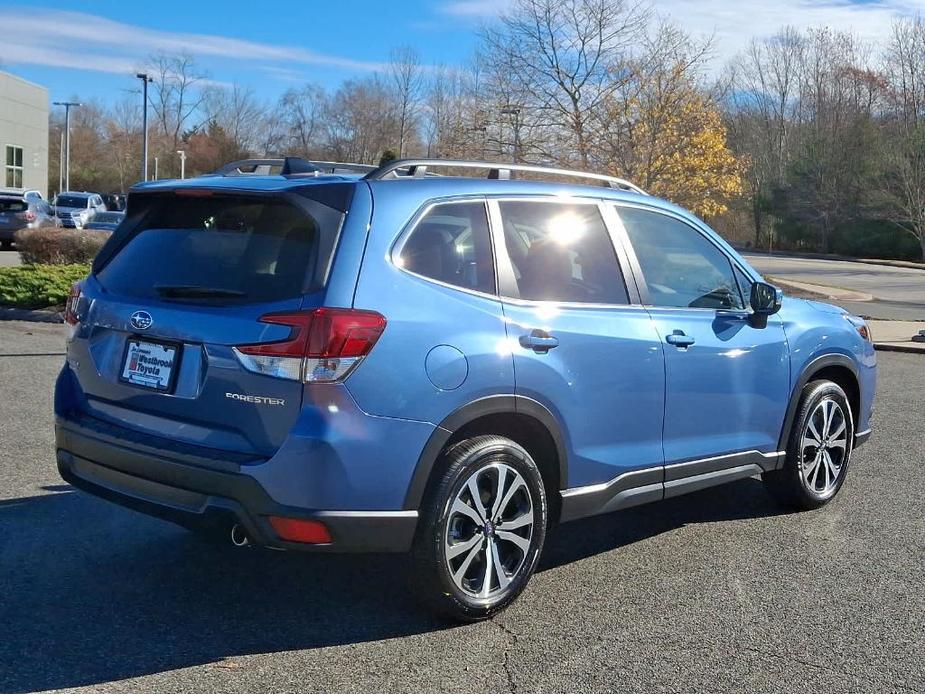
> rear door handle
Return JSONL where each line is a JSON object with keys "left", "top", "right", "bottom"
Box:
{"left": 666, "top": 332, "right": 695, "bottom": 348}
{"left": 519, "top": 329, "right": 559, "bottom": 354}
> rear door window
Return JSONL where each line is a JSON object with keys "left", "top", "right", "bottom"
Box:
{"left": 96, "top": 194, "right": 344, "bottom": 303}
{"left": 498, "top": 201, "right": 628, "bottom": 304}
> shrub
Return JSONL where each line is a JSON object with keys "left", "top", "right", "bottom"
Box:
{"left": 15, "top": 227, "right": 110, "bottom": 265}
{"left": 0, "top": 264, "right": 91, "bottom": 309}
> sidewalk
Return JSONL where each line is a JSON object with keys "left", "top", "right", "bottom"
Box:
{"left": 868, "top": 320, "right": 925, "bottom": 353}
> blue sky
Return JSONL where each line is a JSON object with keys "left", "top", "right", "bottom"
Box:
{"left": 4, "top": 0, "right": 924, "bottom": 107}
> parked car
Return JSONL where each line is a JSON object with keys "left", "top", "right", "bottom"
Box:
{"left": 101, "top": 193, "right": 125, "bottom": 212}
{"left": 55, "top": 157, "right": 876, "bottom": 621}
{"left": 53, "top": 192, "right": 106, "bottom": 229}
{"left": 84, "top": 211, "right": 124, "bottom": 232}
{"left": 0, "top": 192, "right": 54, "bottom": 249}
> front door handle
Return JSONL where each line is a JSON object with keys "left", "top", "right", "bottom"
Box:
{"left": 666, "top": 331, "right": 695, "bottom": 348}
{"left": 520, "top": 329, "right": 559, "bottom": 354}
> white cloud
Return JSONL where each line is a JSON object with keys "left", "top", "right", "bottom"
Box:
{"left": 0, "top": 7, "right": 384, "bottom": 78}
{"left": 441, "top": 0, "right": 925, "bottom": 64}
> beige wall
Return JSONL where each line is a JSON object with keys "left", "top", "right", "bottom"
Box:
{"left": 0, "top": 71, "right": 49, "bottom": 197}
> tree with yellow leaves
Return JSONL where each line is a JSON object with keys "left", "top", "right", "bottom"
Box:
{"left": 598, "top": 24, "right": 745, "bottom": 218}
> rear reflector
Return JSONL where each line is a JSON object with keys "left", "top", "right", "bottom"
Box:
{"left": 268, "top": 516, "right": 332, "bottom": 544}
{"left": 234, "top": 308, "right": 386, "bottom": 382}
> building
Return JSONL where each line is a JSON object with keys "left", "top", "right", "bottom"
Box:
{"left": 0, "top": 71, "right": 49, "bottom": 197}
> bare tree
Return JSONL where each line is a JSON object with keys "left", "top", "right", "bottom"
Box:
{"left": 389, "top": 46, "right": 425, "bottom": 157}
{"left": 202, "top": 83, "right": 265, "bottom": 153}
{"left": 480, "top": 0, "right": 649, "bottom": 168}
{"left": 147, "top": 53, "right": 207, "bottom": 148}
{"left": 276, "top": 84, "right": 326, "bottom": 156}
{"left": 883, "top": 16, "right": 925, "bottom": 258}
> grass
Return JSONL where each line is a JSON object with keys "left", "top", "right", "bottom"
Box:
{"left": 0, "top": 264, "right": 90, "bottom": 310}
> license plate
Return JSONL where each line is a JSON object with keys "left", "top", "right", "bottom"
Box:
{"left": 120, "top": 339, "right": 179, "bottom": 392}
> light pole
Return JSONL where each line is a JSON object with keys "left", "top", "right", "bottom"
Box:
{"left": 52, "top": 101, "right": 80, "bottom": 192}
{"left": 136, "top": 73, "right": 153, "bottom": 181}
{"left": 177, "top": 149, "right": 186, "bottom": 179}
{"left": 500, "top": 106, "right": 522, "bottom": 163}
{"left": 57, "top": 131, "right": 64, "bottom": 195}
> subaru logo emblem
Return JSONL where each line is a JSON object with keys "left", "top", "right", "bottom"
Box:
{"left": 130, "top": 310, "right": 153, "bottom": 331}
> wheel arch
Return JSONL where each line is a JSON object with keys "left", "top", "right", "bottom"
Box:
{"left": 778, "top": 352, "right": 861, "bottom": 454}
{"left": 403, "top": 395, "right": 569, "bottom": 524}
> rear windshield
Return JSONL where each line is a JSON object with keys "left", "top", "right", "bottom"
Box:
{"left": 0, "top": 199, "right": 27, "bottom": 213}
{"left": 95, "top": 194, "right": 344, "bottom": 303}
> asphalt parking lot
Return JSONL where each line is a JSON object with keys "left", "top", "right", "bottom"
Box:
{"left": 1, "top": 321, "right": 922, "bottom": 694}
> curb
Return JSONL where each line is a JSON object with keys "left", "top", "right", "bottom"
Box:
{"left": 739, "top": 248, "right": 925, "bottom": 271}
{"left": 873, "top": 343, "right": 925, "bottom": 354}
{"left": 0, "top": 307, "right": 64, "bottom": 324}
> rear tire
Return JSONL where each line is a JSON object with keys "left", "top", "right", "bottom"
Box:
{"left": 763, "top": 380, "right": 854, "bottom": 510}
{"left": 411, "top": 435, "right": 547, "bottom": 622}
{"left": 0, "top": 240, "right": 12, "bottom": 251}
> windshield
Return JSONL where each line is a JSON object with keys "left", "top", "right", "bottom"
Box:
{"left": 56, "top": 196, "right": 89, "bottom": 208}
{"left": 95, "top": 193, "right": 344, "bottom": 303}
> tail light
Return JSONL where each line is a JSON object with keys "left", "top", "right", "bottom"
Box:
{"left": 234, "top": 308, "right": 386, "bottom": 382}
{"left": 64, "top": 283, "right": 82, "bottom": 326}
{"left": 23, "top": 210, "right": 36, "bottom": 222}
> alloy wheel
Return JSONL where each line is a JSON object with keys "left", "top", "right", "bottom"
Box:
{"left": 800, "top": 398, "right": 849, "bottom": 496}
{"left": 444, "top": 462, "right": 535, "bottom": 599}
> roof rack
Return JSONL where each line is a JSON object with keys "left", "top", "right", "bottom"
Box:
{"left": 209, "top": 157, "right": 378, "bottom": 178}
{"left": 363, "top": 158, "right": 647, "bottom": 195}
{"left": 308, "top": 161, "right": 378, "bottom": 174}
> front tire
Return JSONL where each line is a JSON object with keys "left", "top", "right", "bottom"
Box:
{"left": 411, "top": 435, "right": 547, "bottom": 622}
{"left": 763, "top": 380, "right": 854, "bottom": 510}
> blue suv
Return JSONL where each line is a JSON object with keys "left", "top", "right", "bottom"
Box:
{"left": 55, "top": 158, "right": 876, "bottom": 621}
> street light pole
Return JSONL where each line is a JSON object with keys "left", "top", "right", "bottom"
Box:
{"left": 500, "top": 106, "right": 522, "bottom": 163}
{"left": 52, "top": 101, "right": 80, "bottom": 192}
{"left": 177, "top": 150, "right": 186, "bottom": 179}
{"left": 135, "top": 73, "right": 153, "bottom": 182}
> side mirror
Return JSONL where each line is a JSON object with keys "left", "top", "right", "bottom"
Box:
{"left": 750, "top": 281, "right": 783, "bottom": 316}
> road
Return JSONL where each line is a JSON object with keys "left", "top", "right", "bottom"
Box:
{"left": 744, "top": 253, "right": 925, "bottom": 320}
{"left": 0, "top": 320, "right": 922, "bottom": 693}
{"left": 0, "top": 249, "right": 20, "bottom": 267}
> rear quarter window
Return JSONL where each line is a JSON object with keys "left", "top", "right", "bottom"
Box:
{"left": 95, "top": 193, "right": 345, "bottom": 303}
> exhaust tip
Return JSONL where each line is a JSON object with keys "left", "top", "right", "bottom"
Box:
{"left": 230, "top": 523, "right": 251, "bottom": 547}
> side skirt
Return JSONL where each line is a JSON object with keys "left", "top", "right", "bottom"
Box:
{"left": 559, "top": 450, "right": 785, "bottom": 523}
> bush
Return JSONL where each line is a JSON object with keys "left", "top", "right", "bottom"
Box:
{"left": 15, "top": 227, "right": 109, "bottom": 265}
{"left": 0, "top": 264, "right": 90, "bottom": 309}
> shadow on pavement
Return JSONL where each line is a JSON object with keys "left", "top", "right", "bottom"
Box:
{"left": 0, "top": 477, "right": 788, "bottom": 691}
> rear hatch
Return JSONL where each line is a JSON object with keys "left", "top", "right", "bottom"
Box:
{"left": 69, "top": 188, "right": 349, "bottom": 458}
{"left": 0, "top": 197, "right": 29, "bottom": 231}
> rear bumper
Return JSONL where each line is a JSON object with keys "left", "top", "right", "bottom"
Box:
{"left": 55, "top": 414, "right": 418, "bottom": 552}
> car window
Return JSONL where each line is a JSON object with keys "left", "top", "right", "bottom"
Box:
{"left": 96, "top": 194, "right": 343, "bottom": 303}
{"left": 618, "top": 207, "right": 745, "bottom": 310}
{"left": 398, "top": 201, "right": 495, "bottom": 294}
{"left": 734, "top": 267, "right": 754, "bottom": 307}
{"left": 498, "top": 201, "right": 627, "bottom": 304}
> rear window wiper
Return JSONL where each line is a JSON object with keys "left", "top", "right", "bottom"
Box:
{"left": 154, "top": 285, "right": 246, "bottom": 299}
